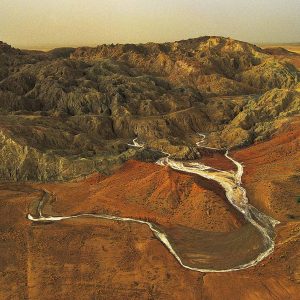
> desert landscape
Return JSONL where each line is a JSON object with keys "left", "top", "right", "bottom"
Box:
{"left": 1, "top": 1, "right": 300, "bottom": 299}
{"left": 0, "top": 34, "right": 299, "bottom": 299}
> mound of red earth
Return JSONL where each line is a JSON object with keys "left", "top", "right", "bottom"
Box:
{"left": 40, "top": 160, "right": 243, "bottom": 233}
{"left": 0, "top": 119, "right": 299, "bottom": 299}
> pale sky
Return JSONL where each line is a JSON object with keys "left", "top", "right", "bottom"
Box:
{"left": 1, "top": 0, "right": 299, "bottom": 49}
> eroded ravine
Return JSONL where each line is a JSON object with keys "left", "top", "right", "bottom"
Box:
{"left": 27, "top": 136, "right": 279, "bottom": 272}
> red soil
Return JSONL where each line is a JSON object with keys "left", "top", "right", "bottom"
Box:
{"left": 233, "top": 118, "right": 300, "bottom": 221}
{"left": 39, "top": 160, "right": 243, "bottom": 233}
{"left": 0, "top": 118, "right": 299, "bottom": 299}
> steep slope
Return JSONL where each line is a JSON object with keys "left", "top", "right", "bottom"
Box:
{"left": 209, "top": 87, "right": 300, "bottom": 147}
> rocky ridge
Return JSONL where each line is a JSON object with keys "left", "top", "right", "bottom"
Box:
{"left": 0, "top": 37, "right": 299, "bottom": 181}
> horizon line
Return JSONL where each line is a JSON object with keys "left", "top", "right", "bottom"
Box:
{"left": 4, "top": 37, "right": 300, "bottom": 52}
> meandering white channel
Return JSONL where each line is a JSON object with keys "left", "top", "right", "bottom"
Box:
{"left": 27, "top": 135, "right": 279, "bottom": 273}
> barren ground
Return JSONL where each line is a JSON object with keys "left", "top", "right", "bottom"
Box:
{"left": 1, "top": 119, "right": 299, "bottom": 299}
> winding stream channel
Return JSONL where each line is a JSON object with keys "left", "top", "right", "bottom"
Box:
{"left": 27, "top": 135, "right": 279, "bottom": 273}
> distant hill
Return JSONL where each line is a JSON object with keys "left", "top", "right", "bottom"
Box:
{"left": 0, "top": 37, "right": 299, "bottom": 180}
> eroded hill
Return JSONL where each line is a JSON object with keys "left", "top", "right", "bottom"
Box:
{"left": 0, "top": 37, "right": 299, "bottom": 180}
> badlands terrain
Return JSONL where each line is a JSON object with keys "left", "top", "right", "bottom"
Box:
{"left": 0, "top": 36, "right": 299, "bottom": 299}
